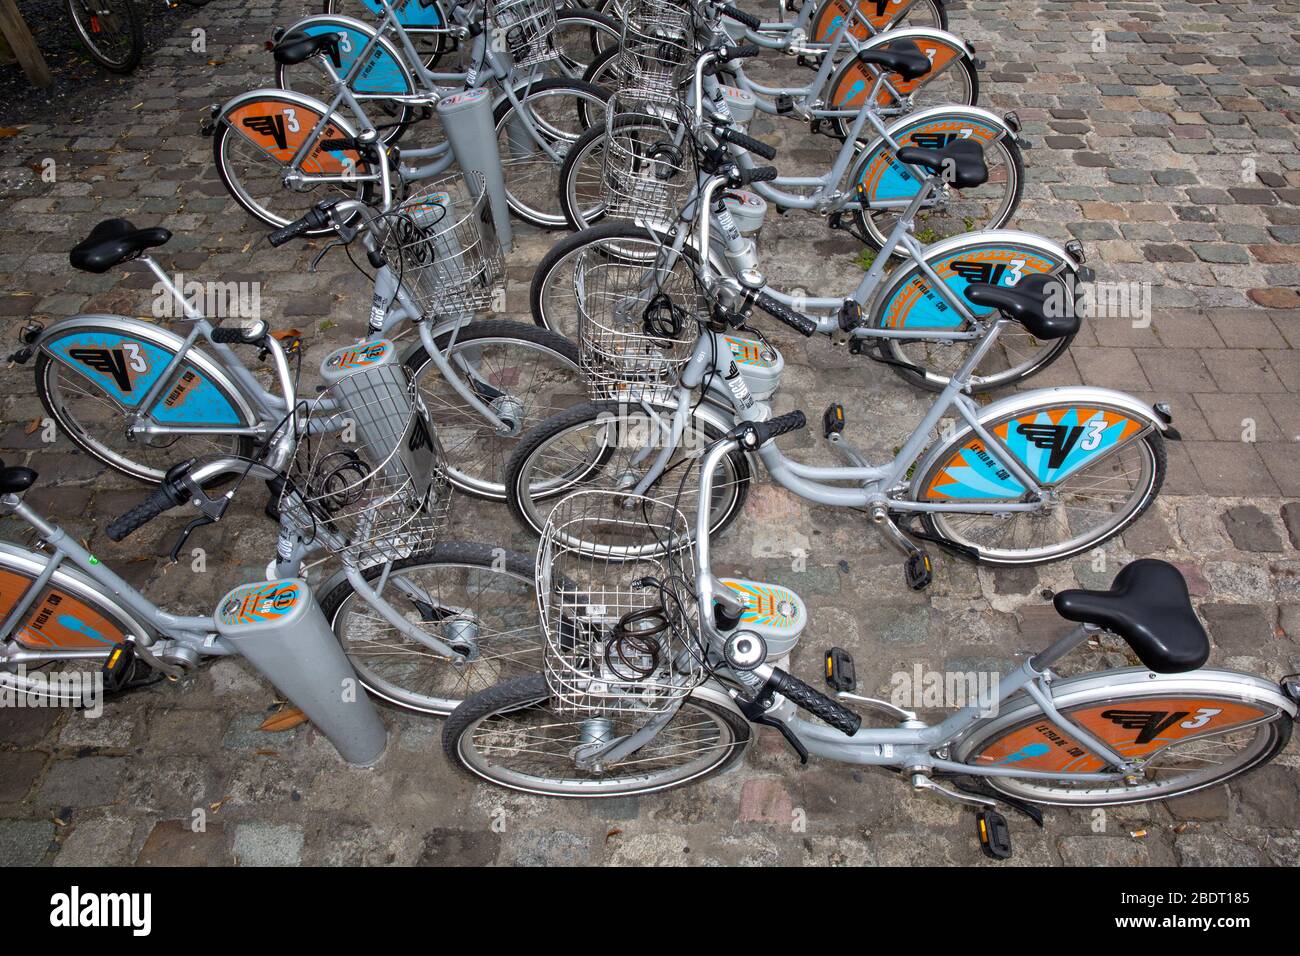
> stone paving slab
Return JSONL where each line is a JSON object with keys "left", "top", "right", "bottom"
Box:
{"left": 0, "top": 1, "right": 1298, "bottom": 866}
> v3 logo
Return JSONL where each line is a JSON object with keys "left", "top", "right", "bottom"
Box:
{"left": 242, "top": 111, "right": 300, "bottom": 151}
{"left": 1101, "top": 709, "right": 1190, "bottom": 745}
{"left": 951, "top": 259, "right": 1028, "bottom": 287}
{"left": 1015, "top": 418, "right": 1106, "bottom": 470}
{"left": 68, "top": 344, "right": 149, "bottom": 392}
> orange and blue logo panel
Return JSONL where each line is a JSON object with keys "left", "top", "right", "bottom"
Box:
{"left": 970, "top": 698, "right": 1273, "bottom": 774}
{"left": 924, "top": 407, "right": 1146, "bottom": 500}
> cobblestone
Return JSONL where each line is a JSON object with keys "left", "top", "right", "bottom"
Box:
{"left": 0, "top": 0, "right": 1297, "bottom": 868}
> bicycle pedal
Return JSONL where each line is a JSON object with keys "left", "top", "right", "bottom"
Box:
{"left": 102, "top": 641, "right": 141, "bottom": 693}
{"left": 976, "top": 809, "right": 1013, "bottom": 860}
{"left": 824, "top": 647, "right": 856, "bottom": 693}
{"left": 904, "top": 552, "right": 933, "bottom": 591}
{"left": 774, "top": 94, "right": 794, "bottom": 115}
{"left": 822, "top": 403, "right": 845, "bottom": 439}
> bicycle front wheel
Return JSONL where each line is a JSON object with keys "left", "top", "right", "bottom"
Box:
{"left": 956, "top": 671, "right": 1294, "bottom": 806}
{"left": 66, "top": 0, "right": 143, "bottom": 73}
{"left": 504, "top": 400, "right": 751, "bottom": 552}
{"left": 405, "top": 319, "right": 586, "bottom": 501}
{"left": 321, "top": 543, "right": 542, "bottom": 715}
{"left": 444, "top": 675, "right": 752, "bottom": 797}
{"left": 493, "top": 77, "right": 610, "bottom": 229}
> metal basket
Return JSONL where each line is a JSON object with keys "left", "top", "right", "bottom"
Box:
{"left": 539, "top": 490, "right": 703, "bottom": 716}
{"left": 488, "top": 0, "right": 559, "bottom": 69}
{"left": 379, "top": 172, "right": 505, "bottom": 320}
{"left": 599, "top": 97, "right": 699, "bottom": 228}
{"left": 572, "top": 232, "right": 703, "bottom": 402}
{"left": 279, "top": 363, "right": 452, "bottom": 563}
{"left": 614, "top": 0, "right": 700, "bottom": 104}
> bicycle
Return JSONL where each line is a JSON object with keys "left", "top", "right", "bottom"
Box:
{"left": 583, "top": 0, "right": 948, "bottom": 38}
{"left": 539, "top": 127, "right": 1069, "bottom": 397}
{"left": 65, "top": 0, "right": 143, "bottom": 73}
{"left": 321, "top": 0, "right": 624, "bottom": 77}
{"left": 0, "top": 337, "right": 542, "bottom": 759}
{"left": 561, "top": 36, "right": 1024, "bottom": 251}
{"left": 584, "top": 2, "right": 983, "bottom": 131}
{"left": 504, "top": 161, "right": 1176, "bottom": 577}
{"left": 13, "top": 147, "right": 584, "bottom": 502}
{"left": 209, "top": 0, "right": 611, "bottom": 234}
{"left": 445, "top": 416, "right": 1299, "bottom": 856}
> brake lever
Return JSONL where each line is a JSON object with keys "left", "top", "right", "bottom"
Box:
{"left": 167, "top": 478, "right": 232, "bottom": 563}
{"left": 169, "top": 515, "right": 215, "bottom": 564}
{"left": 737, "top": 694, "right": 809, "bottom": 764}
{"left": 309, "top": 238, "right": 347, "bottom": 273}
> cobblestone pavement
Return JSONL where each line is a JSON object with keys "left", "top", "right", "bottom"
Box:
{"left": 1, "top": 0, "right": 1298, "bottom": 867}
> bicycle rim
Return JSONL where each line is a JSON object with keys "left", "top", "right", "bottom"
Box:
{"left": 414, "top": 329, "right": 586, "bottom": 501}
{"left": 327, "top": 553, "right": 540, "bottom": 715}
{"left": 454, "top": 690, "right": 749, "bottom": 797}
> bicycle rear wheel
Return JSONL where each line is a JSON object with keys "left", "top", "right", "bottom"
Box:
{"left": 955, "top": 670, "right": 1295, "bottom": 806}
{"left": 444, "top": 675, "right": 752, "bottom": 797}
{"left": 66, "top": 0, "right": 143, "bottom": 73}
{"left": 919, "top": 425, "right": 1165, "bottom": 566}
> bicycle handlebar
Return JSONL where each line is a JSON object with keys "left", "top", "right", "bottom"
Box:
{"left": 718, "top": 4, "right": 762, "bottom": 30}
{"left": 106, "top": 459, "right": 195, "bottom": 541}
{"left": 717, "top": 44, "right": 761, "bottom": 62}
{"left": 268, "top": 202, "right": 337, "bottom": 246}
{"left": 716, "top": 126, "right": 777, "bottom": 161}
{"left": 764, "top": 667, "right": 863, "bottom": 737}
{"left": 733, "top": 410, "right": 808, "bottom": 449}
{"left": 753, "top": 293, "right": 818, "bottom": 337}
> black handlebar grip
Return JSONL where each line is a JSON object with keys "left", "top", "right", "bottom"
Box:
{"left": 106, "top": 487, "right": 180, "bottom": 542}
{"left": 720, "top": 4, "right": 762, "bottom": 30}
{"left": 754, "top": 292, "right": 818, "bottom": 337}
{"left": 718, "top": 44, "right": 762, "bottom": 62}
{"left": 767, "top": 667, "right": 862, "bottom": 737}
{"left": 737, "top": 165, "right": 779, "bottom": 186}
{"left": 752, "top": 410, "right": 807, "bottom": 446}
{"left": 719, "top": 127, "right": 778, "bottom": 161}
{"left": 209, "top": 326, "right": 255, "bottom": 344}
{"left": 268, "top": 203, "right": 333, "bottom": 246}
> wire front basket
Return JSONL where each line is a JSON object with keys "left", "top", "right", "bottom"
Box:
{"left": 488, "top": 0, "right": 560, "bottom": 69}
{"left": 539, "top": 490, "right": 704, "bottom": 717}
{"left": 380, "top": 172, "right": 505, "bottom": 320}
{"left": 599, "top": 98, "right": 699, "bottom": 229}
{"left": 572, "top": 232, "right": 703, "bottom": 402}
{"left": 279, "top": 364, "right": 452, "bottom": 564}
{"left": 614, "top": 0, "right": 700, "bottom": 104}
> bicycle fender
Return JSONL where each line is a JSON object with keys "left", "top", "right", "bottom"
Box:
{"left": 910, "top": 386, "right": 1168, "bottom": 502}
{"left": 37, "top": 316, "right": 257, "bottom": 429}
{"left": 827, "top": 27, "right": 976, "bottom": 110}
{"left": 277, "top": 15, "right": 415, "bottom": 97}
{"left": 867, "top": 229, "right": 1080, "bottom": 332}
{"left": 850, "top": 104, "right": 1012, "bottom": 203}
